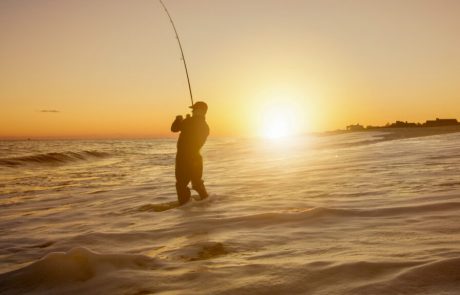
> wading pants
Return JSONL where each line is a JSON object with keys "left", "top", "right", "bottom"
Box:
{"left": 175, "top": 153, "right": 208, "bottom": 204}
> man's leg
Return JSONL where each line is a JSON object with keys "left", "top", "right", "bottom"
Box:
{"left": 175, "top": 156, "right": 191, "bottom": 205}
{"left": 192, "top": 180, "right": 208, "bottom": 200}
{"left": 191, "top": 155, "right": 208, "bottom": 200}
{"left": 175, "top": 182, "right": 191, "bottom": 205}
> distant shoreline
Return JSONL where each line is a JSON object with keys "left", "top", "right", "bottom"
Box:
{"left": 3, "top": 125, "right": 460, "bottom": 141}
{"left": 321, "top": 125, "right": 460, "bottom": 141}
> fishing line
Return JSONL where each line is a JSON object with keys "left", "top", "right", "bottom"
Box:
{"left": 158, "top": 0, "right": 194, "bottom": 106}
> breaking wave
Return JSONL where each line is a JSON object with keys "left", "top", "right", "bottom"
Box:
{"left": 0, "top": 151, "right": 110, "bottom": 167}
{"left": 0, "top": 247, "right": 158, "bottom": 294}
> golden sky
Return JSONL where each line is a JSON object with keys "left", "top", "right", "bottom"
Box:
{"left": 1, "top": 0, "right": 460, "bottom": 138}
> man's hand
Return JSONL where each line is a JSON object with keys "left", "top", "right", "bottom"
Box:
{"left": 171, "top": 115, "right": 184, "bottom": 133}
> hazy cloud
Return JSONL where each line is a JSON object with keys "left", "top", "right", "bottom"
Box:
{"left": 39, "top": 110, "right": 60, "bottom": 113}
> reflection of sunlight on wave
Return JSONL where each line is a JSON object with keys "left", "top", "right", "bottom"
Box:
{"left": 205, "top": 136, "right": 314, "bottom": 179}
{"left": 257, "top": 135, "right": 313, "bottom": 161}
{"left": 209, "top": 136, "right": 315, "bottom": 196}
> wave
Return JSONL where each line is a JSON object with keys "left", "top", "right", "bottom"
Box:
{"left": 0, "top": 247, "right": 158, "bottom": 294}
{"left": 339, "top": 201, "right": 460, "bottom": 218}
{"left": 0, "top": 151, "right": 110, "bottom": 167}
{"left": 291, "top": 201, "right": 460, "bottom": 220}
{"left": 347, "top": 257, "right": 460, "bottom": 294}
{"left": 195, "top": 200, "right": 460, "bottom": 229}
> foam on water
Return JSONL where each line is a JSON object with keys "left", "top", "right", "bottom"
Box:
{"left": 1, "top": 133, "right": 460, "bottom": 294}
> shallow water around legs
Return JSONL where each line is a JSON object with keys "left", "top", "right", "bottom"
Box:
{"left": 1, "top": 133, "right": 460, "bottom": 294}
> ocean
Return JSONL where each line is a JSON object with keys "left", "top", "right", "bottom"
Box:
{"left": 1, "top": 131, "right": 460, "bottom": 294}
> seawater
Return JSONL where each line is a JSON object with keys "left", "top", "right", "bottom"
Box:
{"left": 1, "top": 132, "right": 460, "bottom": 294}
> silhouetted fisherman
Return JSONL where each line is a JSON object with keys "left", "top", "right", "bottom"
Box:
{"left": 171, "top": 101, "right": 209, "bottom": 204}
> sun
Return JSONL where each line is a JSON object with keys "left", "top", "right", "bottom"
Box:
{"left": 252, "top": 85, "right": 309, "bottom": 140}
{"left": 259, "top": 102, "right": 302, "bottom": 139}
{"left": 263, "top": 112, "right": 293, "bottom": 139}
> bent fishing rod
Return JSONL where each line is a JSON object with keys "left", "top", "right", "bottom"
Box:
{"left": 158, "top": 0, "right": 194, "bottom": 106}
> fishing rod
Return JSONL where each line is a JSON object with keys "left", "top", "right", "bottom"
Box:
{"left": 158, "top": 0, "right": 194, "bottom": 106}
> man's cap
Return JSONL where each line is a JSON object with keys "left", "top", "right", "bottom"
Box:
{"left": 189, "top": 101, "right": 208, "bottom": 112}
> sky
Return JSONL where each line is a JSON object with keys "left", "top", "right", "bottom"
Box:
{"left": 1, "top": 0, "right": 460, "bottom": 139}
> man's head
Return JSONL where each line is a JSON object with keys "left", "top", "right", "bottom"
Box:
{"left": 189, "top": 101, "right": 208, "bottom": 117}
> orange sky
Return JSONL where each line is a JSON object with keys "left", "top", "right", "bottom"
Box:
{"left": 1, "top": 0, "right": 460, "bottom": 139}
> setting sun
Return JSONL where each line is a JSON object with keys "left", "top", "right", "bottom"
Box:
{"left": 259, "top": 101, "right": 303, "bottom": 139}
{"left": 262, "top": 109, "right": 294, "bottom": 139}
{"left": 251, "top": 85, "right": 308, "bottom": 139}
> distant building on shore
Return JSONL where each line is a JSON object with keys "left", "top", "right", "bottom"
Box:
{"left": 346, "top": 124, "right": 365, "bottom": 131}
{"left": 345, "top": 118, "right": 459, "bottom": 131}
{"left": 389, "top": 121, "right": 420, "bottom": 128}
{"left": 424, "top": 118, "right": 459, "bottom": 127}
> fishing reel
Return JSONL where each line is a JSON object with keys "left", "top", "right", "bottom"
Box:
{"left": 175, "top": 114, "right": 191, "bottom": 121}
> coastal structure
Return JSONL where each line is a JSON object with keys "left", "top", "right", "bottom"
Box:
{"left": 389, "top": 121, "right": 419, "bottom": 128}
{"left": 346, "top": 124, "right": 365, "bottom": 131}
{"left": 346, "top": 118, "right": 459, "bottom": 131}
{"left": 424, "top": 118, "right": 459, "bottom": 127}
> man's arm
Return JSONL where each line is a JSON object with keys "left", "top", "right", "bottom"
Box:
{"left": 171, "top": 115, "right": 183, "bottom": 133}
{"left": 194, "top": 123, "right": 210, "bottom": 150}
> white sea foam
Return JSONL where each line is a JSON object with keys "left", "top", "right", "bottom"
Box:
{"left": 1, "top": 132, "right": 460, "bottom": 294}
